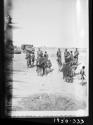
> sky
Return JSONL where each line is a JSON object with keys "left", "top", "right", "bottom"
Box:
{"left": 11, "top": 0, "right": 88, "bottom": 48}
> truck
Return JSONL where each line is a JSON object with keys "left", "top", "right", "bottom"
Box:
{"left": 14, "top": 46, "right": 21, "bottom": 54}
{"left": 21, "top": 44, "right": 35, "bottom": 54}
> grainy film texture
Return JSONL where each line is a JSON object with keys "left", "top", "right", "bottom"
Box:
{"left": 4, "top": 0, "right": 89, "bottom": 117}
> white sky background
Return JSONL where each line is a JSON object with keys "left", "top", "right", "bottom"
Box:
{"left": 12, "top": 0, "right": 88, "bottom": 48}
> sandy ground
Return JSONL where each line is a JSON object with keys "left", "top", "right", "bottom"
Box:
{"left": 12, "top": 49, "right": 88, "bottom": 112}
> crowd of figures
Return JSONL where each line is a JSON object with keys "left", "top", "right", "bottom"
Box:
{"left": 25, "top": 48, "right": 86, "bottom": 83}
{"left": 25, "top": 48, "right": 53, "bottom": 76}
{"left": 57, "top": 48, "right": 79, "bottom": 83}
{"left": 57, "top": 48, "right": 86, "bottom": 83}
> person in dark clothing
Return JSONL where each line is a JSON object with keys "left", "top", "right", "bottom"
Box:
{"left": 31, "top": 52, "right": 35, "bottom": 66}
{"left": 64, "top": 49, "right": 70, "bottom": 63}
{"left": 44, "top": 51, "right": 48, "bottom": 59}
{"left": 39, "top": 55, "right": 46, "bottom": 76}
{"left": 64, "top": 49, "right": 68, "bottom": 58}
{"left": 25, "top": 51, "right": 31, "bottom": 68}
{"left": 80, "top": 66, "right": 86, "bottom": 80}
{"left": 57, "top": 48, "right": 62, "bottom": 70}
{"left": 57, "top": 48, "right": 61, "bottom": 58}
{"left": 36, "top": 53, "right": 45, "bottom": 76}
{"left": 62, "top": 63, "right": 73, "bottom": 83}
{"left": 74, "top": 48, "right": 79, "bottom": 62}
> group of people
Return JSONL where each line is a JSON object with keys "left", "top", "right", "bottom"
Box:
{"left": 56, "top": 48, "right": 79, "bottom": 68}
{"left": 64, "top": 48, "right": 79, "bottom": 64}
{"left": 25, "top": 47, "right": 86, "bottom": 81}
{"left": 25, "top": 51, "right": 35, "bottom": 68}
{"left": 25, "top": 48, "right": 52, "bottom": 76}
{"left": 36, "top": 49, "right": 53, "bottom": 76}
{"left": 56, "top": 48, "right": 86, "bottom": 82}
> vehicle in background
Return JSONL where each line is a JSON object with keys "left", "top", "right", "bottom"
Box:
{"left": 14, "top": 46, "right": 21, "bottom": 54}
{"left": 21, "top": 44, "right": 35, "bottom": 54}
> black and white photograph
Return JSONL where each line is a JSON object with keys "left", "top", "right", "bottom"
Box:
{"left": 4, "top": 0, "right": 89, "bottom": 117}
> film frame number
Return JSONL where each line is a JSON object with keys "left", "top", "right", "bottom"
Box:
{"left": 54, "top": 118, "right": 85, "bottom": 124}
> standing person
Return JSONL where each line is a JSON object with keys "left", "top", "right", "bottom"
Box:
{"left": 74, "top": 48, "right": 79, "bottom": 62}
{"left": 31, "top": 52, "right": 35, "bottom": 67}
{"left": 64, "top": 49, "right": 70, "bottom": 63}
{"left": 39, "top": 53, "right": 45, "bottom": 76}
{"left": 57, "top": 48, "right": 62, "bottom": 70}
{"left": 37, "top": 48, "right": 43, "bottom": 58}
{"left": 37, "top": 48, "right": 40, "bottom": 64}
{"left": 42, "top": 59, "right": 46, "bottom": 76}
{"left": 44, "top": 51, "right": 48, "bottom": 60}
{"left": 80, "top": 66, "right": 86, "bottom": 80}
{"left": 70, "top": 51, "right": 74, "bottom": 63}
{"left": 37, "top": 48, "right": 40, "bottom": 59}
{"left": 57, "top": 48, "right": 61, "bottom": 58}
{"left": 44, "top": 51, "right": 49, "bottom": 74}
{"left": 25, "top": 51, "right": 31, "bottom": 68}
{"left": 64, "top": 49, "right": 68, "bottom": 60}
{"left": 36, "top": 48, "right": 42, "bottom": 73}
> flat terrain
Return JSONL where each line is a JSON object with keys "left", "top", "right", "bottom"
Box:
{"left": 12, "top": 48, "right": 88, "bottom": 111}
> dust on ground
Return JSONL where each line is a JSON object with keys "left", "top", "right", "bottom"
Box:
{"left": 12, "top": 48, "right": 88, "bottom": 111}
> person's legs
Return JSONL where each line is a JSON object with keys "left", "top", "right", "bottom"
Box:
{"left": 82, "top": 75, "right": 85, "bottom": 80}
{"left": 81, "top": 74, "right": 83, "bottom": 80}
{"left": 27, "top": 59, "right": 29, "bottom": 68}
{"left": 32, "top": 59, "right": 35, "bottom": 66}
{"left": 29, "top": 59, "right": 31, "bottom": 67}
{"left": 37, "top": 66, "right": 40, "bottom": 75}
{"left": 42, "top": 66, "right": 45, "bottom": 75}
{"left": 40, "top": 67, "right": 43, "bottom": 76}
{"left": 63, "top": 71, "right": 64, "bottom": 79}
{"left": 42, "top": 63, "right": 45, "bottom": 75}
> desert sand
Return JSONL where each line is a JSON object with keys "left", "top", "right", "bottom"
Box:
{"left": 12, "top": 48, "right": 88, "bottom": 112}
